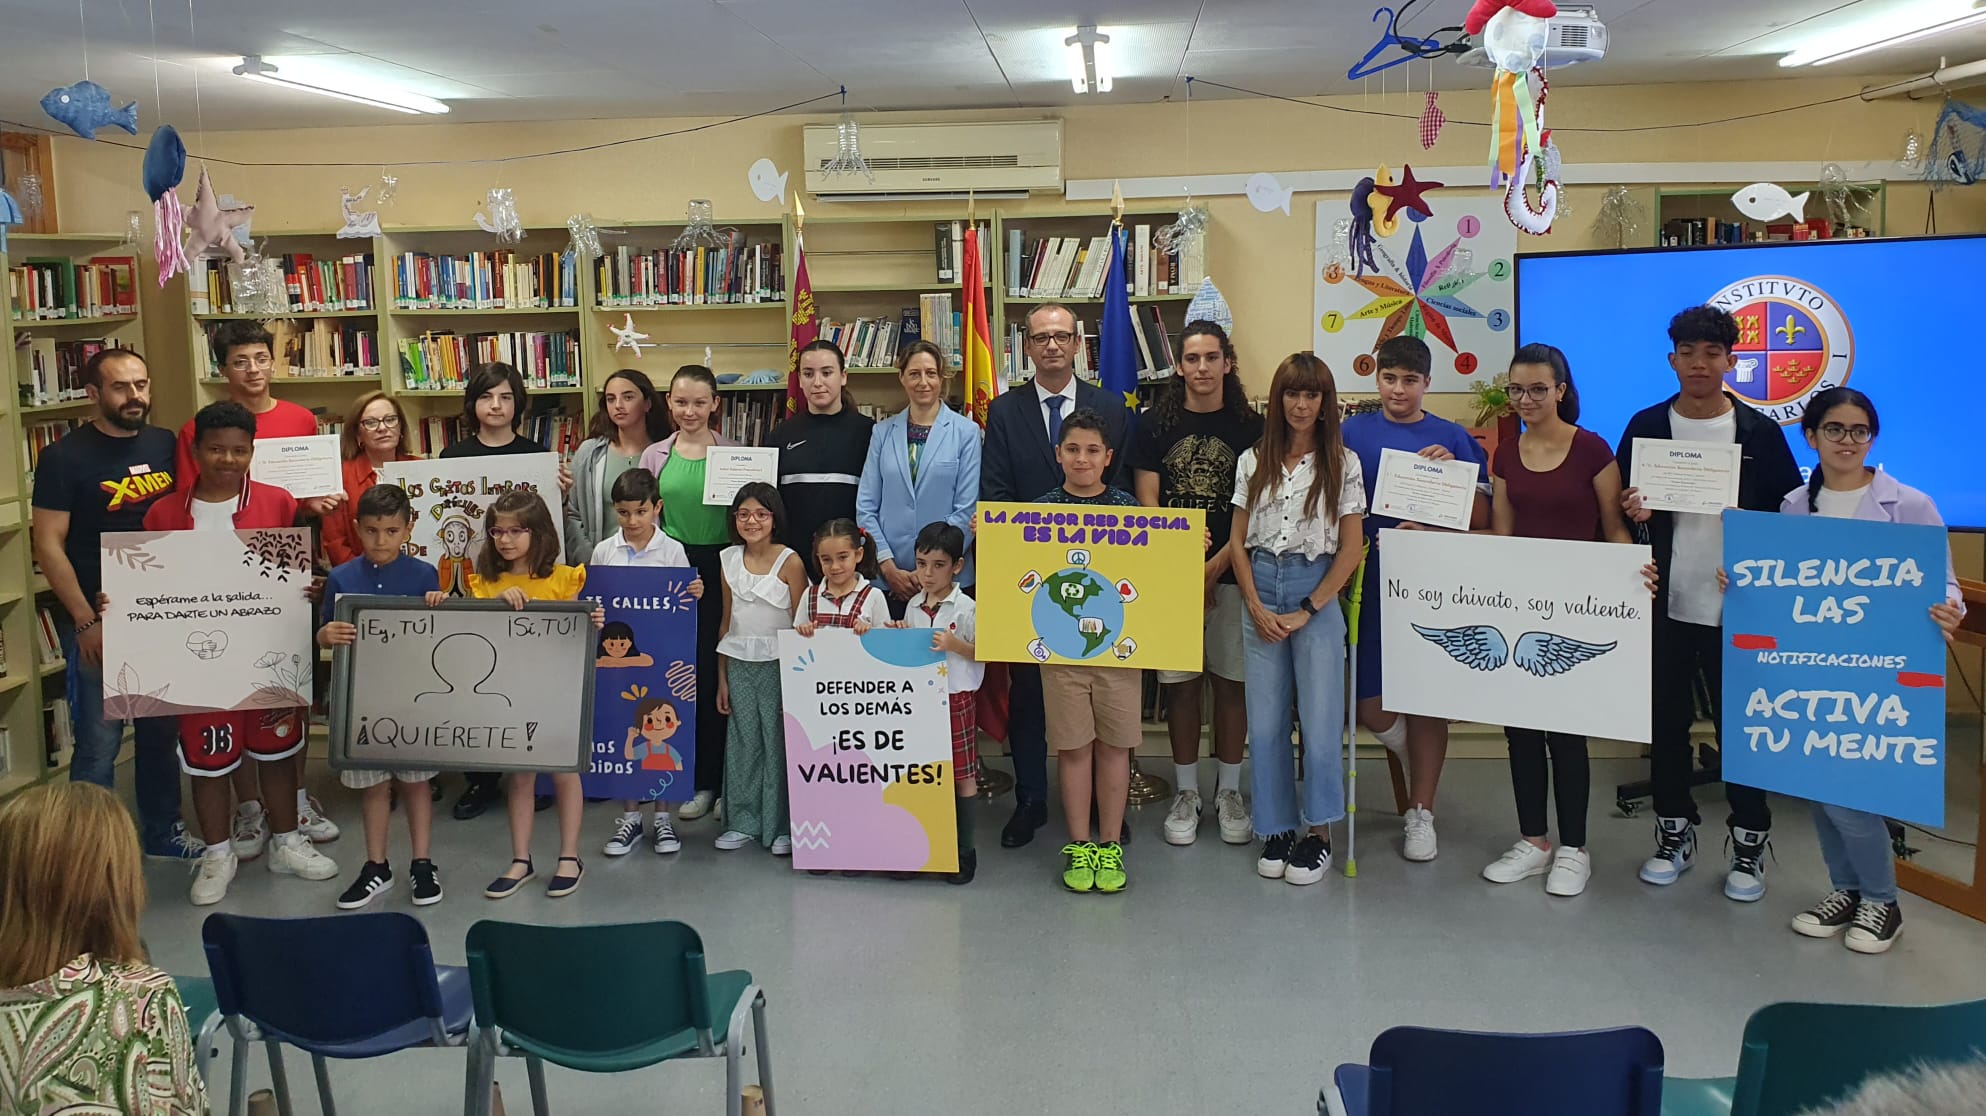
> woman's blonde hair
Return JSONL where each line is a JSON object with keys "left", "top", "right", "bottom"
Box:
{"left": 0, "top": 782, "right": 147, "bottom": 986}
{"left": 340, "top": 390, "right": 414, "bottom": 460}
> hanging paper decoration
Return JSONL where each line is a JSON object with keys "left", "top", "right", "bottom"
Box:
{"left": 142, "top": 126, "right": 190, "bottom": 286}
{"left": 230, "top": 246, "right": 289, "bottom": 315}
{"left": 1153, "top": 203, "right": 1209, "bottom": 253}
{"left": 337, "top": 186, "right": 383, "bottom": 239}
{"left": 0, "top": 189, "right": 22, "bottom": 252}
{"left": 566, "top": 214, "right": 604, "bottom": 262}
{"left": 1419, "top": 91, "right": 1447, "bottom": 150}
{"left": 1816, "top": 163, "right": 1879, "bottom": 229}
{"left": 13, "top": 174, "right": 43, "bottom": 219}
{"left": 40, "top": 79, "right": 139, "bottom": 141}
{"left": 819, "top": 112, "right": 874, "bottom": 183}
{"left": 185, "top": 167, "right": 255, "bottom": 262}
{"left": 747, "top": 158, "right": 789, "bottom": 204}
{"left": 1244, "top": 172, "right": 1295, "bottom": 215}
{"left": 376, "top": 172, "right": 399, "bottom": 206}
{"left": 1590, "top": 185, "right": 1645, "bottom": 249}
{"left": 610, "top": 313, "right": 652, "bottom": 356}
{"left": 670, "top": 199, "right": 733, "bottom": 252}
{"left": 1923, "top": 100, "right": 1986, "bottom": 188}
{"left": 473, "top": 187, "right": 523, "bottom": 243}
{"left": 1183, "top": 277, "right": 1233, "bottom": 336}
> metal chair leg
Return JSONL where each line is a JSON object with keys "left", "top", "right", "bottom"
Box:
{"left": 461, "top": 1033, "right": 482, "bottom": 1116}
{"left": 263, "top": 1042, "right": 295, "bottom": 1116}
{"left": 752, "top": 991, "right": 776, "bottom": 1116}
{"left": 468, "top": 1033, "right": 498, "bottom": 1116}
{"left": 228, "top": 1030, "right": 250, "bottom": 1116}
{"left": 311, "top": 1053, "right": 336, "bottom": 1116}
{"left": 526, "top": 1055, "right": 549, "bottom": 1116}
{"left": 725, "top": 1042, "right": 743, "bottom": 1116}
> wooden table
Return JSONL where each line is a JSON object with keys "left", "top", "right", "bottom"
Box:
{"left": 1896, "top": 576, "right": 1986, "bottom": 923}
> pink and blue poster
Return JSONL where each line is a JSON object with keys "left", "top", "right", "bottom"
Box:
{"left": 579, "top": 566, "right": 699, "bottom": 802}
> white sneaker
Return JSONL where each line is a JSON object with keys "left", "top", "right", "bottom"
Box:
{"left": 715, "top": 829, "right": 753, "bottom": 851}
{"left": 231, "top": 804, "right": 269, "bottom": 861}
{"left": 679, "top": 790, "right": 716, "bottom": 820}
{"left": 1545, "top": 847, "right": 1591, "bottom": 897}
{"left": 268, "top": 833, "right": 338, "bottom": 881}
{"left": 1482, "top": 839, "right": 1553, "bottom": 884}
{"left": 1161, "top": 790, "right": 1203, "bottom": 846}
{"left": 1213, "top": 789, "right": 1251, "bottom": 845}
{"left": 1638, "top": 817, "right": 1696, "bottom": 885}
{"left": 190, "top": 850, "right": 238, "bottom": 906}
{"left": 603, "top": 814, "right": 643, "bottom": 856}
{"left": 770, "top": 835, "right": 792, "bottom": 857}
{"left": 296, "top": 793, "right": 340, "bottom": 843}
{"left": 652, "top": 818, "right": 681, "bottom": 854}
{"left": 1402, "top": 807, "right": 1438, "bottom": 862}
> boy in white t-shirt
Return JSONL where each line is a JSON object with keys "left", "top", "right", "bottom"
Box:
{"left": 589, "top": 468, "right": 704, "bottom": 857}
{"left": 898, "top": 521, "right": 981, "bottom": 885}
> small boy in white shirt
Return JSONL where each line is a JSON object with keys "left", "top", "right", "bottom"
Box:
{"left": 589, "top": 468, "right": 704, "bottom": 856}
{"left": 899, "top": 521, "right": 981, "bottom": 885}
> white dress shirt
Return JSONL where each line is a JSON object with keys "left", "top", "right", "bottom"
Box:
{"left": 589, "top": 528, "right": 691, "bottom": 568}
{"left": 1231, "top": 446, "right": 1367, "bottom": 559}
{"left": 1035, "top": 377, "right": 1079, "bottom": 441}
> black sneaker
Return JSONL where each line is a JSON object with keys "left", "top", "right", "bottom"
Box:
{"left": 452, "top": 779, "right": 501, "bottom": 821}
{"left": 409, "top": 859, "right": 443, "bottom": 906}
{"left": 1284, "top": 833, "right": 1332, "bottom": 886}
{"left": 1845, "top": 900, "right": 1903, "bottom": 954}
{"left": 1256, "top": 830, "right": 1297, "bottom": 880}
{"left": 336, "top": 861, "right": 394, "bottom": 910}
{"left": 948, "top": 849, "right": 978, "bottom": 885}
{"left": 1792, "top": 889, "right": 1859, "bottom": 938}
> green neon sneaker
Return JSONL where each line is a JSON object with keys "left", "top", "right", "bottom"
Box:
{"left": 1060, "top": 842, "right": 1098, "bottom": 892}
{"left": 1093, "top": 841, "right": 1127, "bottom": 893}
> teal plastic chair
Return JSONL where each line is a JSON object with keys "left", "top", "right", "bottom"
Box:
{"left": 172, "top": 974, "right": 224, "bottom": 1086}
{"left": 464, "top": 920, "right": 774, "bottom": 1116}
{"left": 1662, "top": 997, "right": 1986, "bottom": 1116}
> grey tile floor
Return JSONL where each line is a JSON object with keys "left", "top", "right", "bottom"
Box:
{"left": 131, "top": 756, "right": 1986, "bottom": 1116}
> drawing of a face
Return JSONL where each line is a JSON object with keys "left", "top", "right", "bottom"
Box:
{"left": 415, "top": 632, "right": 511, "bottom": 706}
{"left": 642, "top": 704, "right": 678, "bottom": 739}
{"left": 439, "top": 516, "right": 473, "bottom": 559}
{"left": 603, "top": 636, "right": 633, "bottom": 659}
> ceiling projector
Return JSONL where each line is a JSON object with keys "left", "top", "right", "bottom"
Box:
{"left": 1456, "top": 5, "right": 1609, "bottom": 68}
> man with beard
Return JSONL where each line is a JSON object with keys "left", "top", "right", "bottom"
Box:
{"left": 30, "top": 349, "right": 200, "bottom": 860}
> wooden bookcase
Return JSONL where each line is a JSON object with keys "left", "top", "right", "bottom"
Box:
{"left": 1653, "top": 181, "right": 1888, "bottom": 246}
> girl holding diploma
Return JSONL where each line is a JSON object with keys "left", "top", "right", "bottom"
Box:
{"left": 713, "top": 484, "right": 809, "bottom": 855}
{"left": 1482, "top": 344, "right": 1632, "bottom": 899}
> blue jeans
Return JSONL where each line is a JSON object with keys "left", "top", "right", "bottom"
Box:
{"left": 60, "top": 616, "right": 183, "bottom": 845}
{"left": 1812, "top": 801, "right": 1897, "bottom": 904}
{"left": 1243, "top": 550, "right": 1348, "bottom": 837}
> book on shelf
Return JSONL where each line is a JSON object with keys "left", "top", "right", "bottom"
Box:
{"left": 189, "top": 252, "right": 374, "bottom": 315}
{"left": 34, "top": 607, "right": 60, "bottom": 664}
{"left": 43, "top": 699, "right": 74, "bottom": 770}
{"left": 7, "top": 257, "right": 138, "bottom": 321}
{"left": 392, "top": 250, "right": 577, "bottom": 310}
{"left": 25, "top": 418, "right": 88, "bottom": 478}
{"left": 0, "top": 726, "right": 10, "bottom": 780}
{"left": 916, "top": 293, "right": 958, "bottom": 368}
{"left": 1001, "top": 304, "right": 1177, "bottom": 386}
{"left": 596, "top": 234, "right": 783, "bottom": 306}
{"left": 933, "top": 222, "right": 992, "bottom": 286}
{"left": 716, "top": 390, "right": 786, "bottom": 446}
{"left": 398, "top": 330, "right": 582, "bottom": 392}
{"left": 18, "top": 336, "right": 130, "bottom": 406}
{"left": 820, "top": 316, "right": 906, "bottom": 369}
{"left": 200, "top": 318, "right": 378, "bottom": 379}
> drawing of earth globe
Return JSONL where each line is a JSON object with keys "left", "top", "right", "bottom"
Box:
{"left": 1031, "top": 567, "right": 1124, "bottom": 660}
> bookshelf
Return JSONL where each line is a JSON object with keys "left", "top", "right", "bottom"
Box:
{"left": 1654, "top": 182, "right": 1887, "bottom": 246}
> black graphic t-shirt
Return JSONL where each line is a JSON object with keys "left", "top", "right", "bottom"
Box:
{"left": 1130, "top": 406, "right": 1262, "bottom": 582}
{"left": 31, "top": 423, "right": 179, "bottom": 600}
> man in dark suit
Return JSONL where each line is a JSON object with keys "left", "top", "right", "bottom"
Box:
{"left": 980, "top": 302, "right": 1132, "bottom": 848}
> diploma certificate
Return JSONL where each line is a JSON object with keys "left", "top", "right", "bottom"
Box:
{"left": 1629, "top": 438, "right": 1741, "bottom": 515}
{"left": 1371, "top": 448, "right": 1478, "bottom": 532}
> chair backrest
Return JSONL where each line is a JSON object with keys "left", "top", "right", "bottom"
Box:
{"left": 1728, "top": 998, "right": 1986, "bottom": 1116}
{"left": 202, "top": 912, "right": 447, "bottom": 1046}
{"left": 465, "top": 920, "right": 714, "bottom": 1054}
{"left": 1364, "top": 1025, "right": 1665, "bottom": 1116}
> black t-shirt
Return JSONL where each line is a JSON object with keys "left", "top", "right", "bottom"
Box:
{"left": 1129, "top": 405, "right": 1262, "bottom": 581}
{"left": 31, "top": 423, "right": 180, "bottom": 600}
{"left": 767, "top": 407, "right": 875, "bottom": 575}
{"left": 439, "top": 434, "right": 549, "bottom": 458}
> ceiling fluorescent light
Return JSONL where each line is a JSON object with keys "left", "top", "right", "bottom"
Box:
{"left": 1780, "top": 5, "right": 1986, "bottom": 67}
{"left": 1065, "top": 26, "right": 1112, "bottom": 94}
{"left": 231, "top": 55, "right": 449, "bottom": 114}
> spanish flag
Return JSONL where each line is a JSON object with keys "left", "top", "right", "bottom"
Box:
{"left": 785, "top": 230, "right": 816, "bottom": 417}
{"left": 960, "top": 224, "right": 998, "bottom": 426}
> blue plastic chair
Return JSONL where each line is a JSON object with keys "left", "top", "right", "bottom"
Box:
{"left": 1661, "top": 998, "right": 1986, "bottom": 1116}
{"left": 1327, "top": 1025, "right": 1666, "bottom": 1116}
{"left": 202, "top": 912, "right": 472, "bottom": 1116}
{"left": 171, "top": 974, "right": 225, "bottom": 1086}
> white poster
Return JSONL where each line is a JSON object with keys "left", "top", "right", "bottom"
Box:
{"left": 99, "top": 528, "right": 316, "bottom": 719}
{"left": 381, "top": 454, "right": 564, "bottom": 598}
{"left": 1377, "top": 529, "right": 1653, "bottom": 742}
{"left": 1314, "top": 192, "right": 1516, "bottom": 393}
{"left": 250, "top": 434, "right": 342, "bottom": 499}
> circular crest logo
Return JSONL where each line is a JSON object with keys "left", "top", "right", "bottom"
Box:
{"left": 1707, "top": 275, "right": 1854, "bottom": 425}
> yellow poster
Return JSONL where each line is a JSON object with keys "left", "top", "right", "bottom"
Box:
{"left": 975, "top": 501, "right": 1205, "bottom": 672}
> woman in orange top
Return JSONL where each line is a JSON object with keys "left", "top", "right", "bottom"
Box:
{"left": 322, "top": 391, "right": 421, "bottom": 567}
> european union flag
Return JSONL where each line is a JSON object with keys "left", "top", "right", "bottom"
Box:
{"left": 1097, "top": 226, "right": 1140, "bottom": 415}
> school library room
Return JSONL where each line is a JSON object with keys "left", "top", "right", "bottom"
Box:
{"left": 4, "top": 1, "right": 1986, "bottom": 1113}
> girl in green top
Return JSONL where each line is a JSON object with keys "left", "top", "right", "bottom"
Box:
{"left": 638, "top": 365, "right": 738, "bottom": 816}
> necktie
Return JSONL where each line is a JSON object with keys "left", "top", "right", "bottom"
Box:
{"left": 1045, "top": 395, "right": 1066, "bottom": 446}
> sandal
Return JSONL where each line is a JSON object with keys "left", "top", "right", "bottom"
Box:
{"left": 483, "top": 858, "right": 534, "bottom": 899}
{"left": 546, "top": 856, "right": 585, "bottom": 898}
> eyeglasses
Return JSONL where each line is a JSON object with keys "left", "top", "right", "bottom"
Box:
{"left": 735, "top": 509, "right": 773, "bottom": 523}
{"left": 226, "top": 354, "right": 276, "bottom": 371}
{"left": 358, "top": 415, "right": 402, "bottom": 431}
{"left": 487, "top": 527, "right": 532, "bottom": 540}
{"left": 1028, "top": 331, "right": 1077, "bottom": 347}
{"left": 1818, "top": 423, "right": 1873, "bottom": 444}
{"left": 1507, "top": 383, "right": 1559, "bottom": 402}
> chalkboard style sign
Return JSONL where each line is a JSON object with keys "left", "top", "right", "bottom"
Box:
{"left": 327, "top": 596, "right": 596, "bottom": 773}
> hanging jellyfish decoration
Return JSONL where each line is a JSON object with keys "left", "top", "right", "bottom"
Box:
{"left": 1468, "top": 0, "right": 1561, "bottom": 235}
{"left": 142, "top": 125, "right": 190, "bottom": 286}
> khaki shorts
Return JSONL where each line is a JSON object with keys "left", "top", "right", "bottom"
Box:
{"left": 1157, "top": 582, "right": 1247, "bottom": 686}
{"left": 340, "top": 767, "right": 439, "bottom": 790}
{"left": 1042, "top": 664, "right": 1142, "bottom": 752}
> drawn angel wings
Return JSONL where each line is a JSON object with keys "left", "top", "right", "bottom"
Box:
{"left": 1409, "top": 624, "right": 1617, "bottom": 677}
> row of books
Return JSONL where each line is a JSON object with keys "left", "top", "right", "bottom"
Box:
{"left": 932, "top": 222, "right": 994, "bottom": 286}
{"left": 7, "top": 256, "right": 139, "bottom": 321}
{"left": 199, "top": 319, "right": 379, "bottom": 380}
{"left": 596, "top": 237, "right": 784, "bottom": 306}
{"left": 819, "top": 314, "right": 917, "bottom": 370}
{"left": 1004, "top": 225, "right": 1205, "bottom": 300}
{"left": 32, "top": 608, "right": 61, "bottom": 666}
{"left": 16, "top": 336, "right": 130, "bottom": 407}
{"left": 1657, "top": 216, "right": 1870, "bottom": 247}
{"left": 400, "top": 412, "right": 582, "bottom": 458}
{"left": 999, "top": 304, "right": 1179, "bottom": 385}
{"left": 188, "top": 253, "right": 376, "bottom": 315}
{"left": 397, "top": 330, "right": 583, "bottom": 393}
{"left": 25, "top": 418, "right": 86, "bottom": 475}
{"left": 391, "top": 251, "right": 579, "bottom": 310}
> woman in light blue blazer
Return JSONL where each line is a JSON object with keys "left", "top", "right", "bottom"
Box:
{"left": 857, "top": 340, "right": 981, "bottom": 616}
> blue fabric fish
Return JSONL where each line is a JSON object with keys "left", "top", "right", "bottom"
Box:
{"left": 40, "top": 80, "right": 139, "bottom": 141}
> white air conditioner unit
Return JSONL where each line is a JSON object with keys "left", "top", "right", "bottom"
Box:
{"left": 1457, "top": 5, "right": 1609, "bottom": 68}
{"left": 804, "top": 120, "right": 1063, "bottom": 200}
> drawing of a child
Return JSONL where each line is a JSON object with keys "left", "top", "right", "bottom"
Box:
{"left": 626, "top": 697, "right": 684, "bottom": 772}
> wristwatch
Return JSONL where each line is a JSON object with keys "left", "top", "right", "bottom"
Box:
{"left": 1299, "top": 597, "right": 1319, "bottom": 616}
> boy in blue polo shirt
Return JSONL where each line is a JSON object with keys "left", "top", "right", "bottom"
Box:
{"left": 317, "top": 483, "right": 443, "bottom": 909}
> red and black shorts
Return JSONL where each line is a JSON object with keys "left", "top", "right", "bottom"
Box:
{"left": 949, "top": 690, "right": 980, "bottom": 783}
{"left": 176, "top": 707, "right": 308, "bottom": 777}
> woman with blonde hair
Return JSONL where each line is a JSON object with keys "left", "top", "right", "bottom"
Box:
{"left": 855, "top": 339, "right": 980, "bottom": 617}
{"left": 321, "top": 388, "right": 422, "bottom": 567}
{"left": 0, "top": 781, "right": 207, "bottom": 1112}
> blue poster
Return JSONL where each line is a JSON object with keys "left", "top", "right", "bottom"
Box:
{"left": 578, "top": 566, "right": 699, "bottom": 802}
{"left": 1721, "top": 510, "right": 1949, "bottom": 826}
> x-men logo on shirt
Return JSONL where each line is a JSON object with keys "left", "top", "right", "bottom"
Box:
{"left": 101, "top": 466, "right": 173, "bottom": 511}
{"left": 1709, "top": 275, "right": 1854, "bottom": 426}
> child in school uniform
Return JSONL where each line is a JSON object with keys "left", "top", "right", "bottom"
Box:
{"left": 588, "top": 466, "right": 705, "bottom": 859}
{"left": 316, "top": 484, "right": 443, "bottom": 910}
{"left": 436, "top": 489, "right": 603, "bottom": 900}
{"left": 899, "top": 521, "right": 982, "bottom": 885}
{"left": 713, "top": 483, "right": 811, "bottom": 854}
{"left": 140, "top": 401, "right": 338, "bottom": 906}
{"left": 793, "top": 519, "right": 892, "bottom": 638}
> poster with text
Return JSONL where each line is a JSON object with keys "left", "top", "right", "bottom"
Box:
{"left": 780, "top": 628, "right": 957, "bottom": 873}
{"left": 1378, "top": 529, "right": 1653, "bottom": 742}
{"left": 974, "top": 501, "right": 1204, "bottom": 673}
{"left": 380, "top": 454, "right": 564, "bottom": 597}
{"left": 575, "top": 566, "right": 699, "bottom": 802}
{"left": 1721, "top": 510, "right": 1950, "bottom": 826}
{"left": 100, "top": 528, "right": 315, "bottom": 719}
